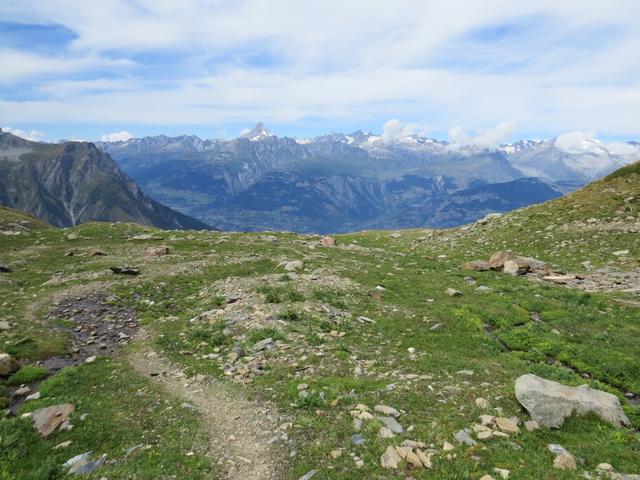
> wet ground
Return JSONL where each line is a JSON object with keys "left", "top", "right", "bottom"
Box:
{"left": 7, "top": 292, "right": 138, "bottom": 413}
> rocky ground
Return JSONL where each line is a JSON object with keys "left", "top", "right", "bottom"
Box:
{"left": 1, "top": 167, "right": 639, "bottom": 479}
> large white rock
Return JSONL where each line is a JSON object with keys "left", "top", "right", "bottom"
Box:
{"left": 515, "top": 374, "right": 630, "bottom": 428}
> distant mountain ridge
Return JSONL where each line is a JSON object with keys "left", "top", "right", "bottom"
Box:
{"left": 0, "top": 129, "right": 210, "bottom": 230}
{"left": 96, "top": 123, "right": 637, "bottom": 232}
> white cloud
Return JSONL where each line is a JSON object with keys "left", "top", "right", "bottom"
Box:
{"left": 381, "top": 119, "right": 429, "bottom": 142}
{"left": 448, "top": 121, "right": 517, "bottom": 149}
{"left": 0, "top": 1, "right": 639, "bottom": 137}
{"left": 2, "top": 126, "right": 46, "bottom": 141}
{"left": 607, "top": 141, "right": 640, "bottom": 157}
{"left": 555, "top": 130, "right": 601, "bottom": 155}
{"left": 555, "top": 130, "right": 640, "bottom": 158}
{"left": 100, "top": 131, "right": 134, "bottom": 142}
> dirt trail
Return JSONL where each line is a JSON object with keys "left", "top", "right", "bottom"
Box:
{"left": 129, "top": 344, "right": 287, "bottom": 480}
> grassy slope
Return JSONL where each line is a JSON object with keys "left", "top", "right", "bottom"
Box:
{"left": 0, "top": 165, "right": 639, "bottom": 479}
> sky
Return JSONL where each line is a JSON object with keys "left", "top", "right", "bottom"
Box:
{"left": 1, "top": 0, "right": 640, "bottom": 144}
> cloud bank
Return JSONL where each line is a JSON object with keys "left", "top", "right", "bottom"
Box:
{"left": 0, "top": 0, "right": 639, "bottom": 140}
{"left": 100, "top": 131, "right": 134, "bottom": 142}
{"left": 2, "top": 126, "right": 45, "bottom": 141}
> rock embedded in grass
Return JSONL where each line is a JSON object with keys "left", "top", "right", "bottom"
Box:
{"left": 31, "top": 403, "right": 76, "bottom": 437}
{"left": 0, "top": 352, "right": 20, "bottom": 376}
{"left": 515, "top": 374, "right": 630, "bottom": 428}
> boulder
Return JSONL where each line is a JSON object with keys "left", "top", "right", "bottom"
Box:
{"left": 461, "top": 260, "right": 490, "bottom": 272}
{"left": 489, "top": 251, "right": 516, "bottom": 271}
{"left": 32, "top": 403, "right": 76, "bottom": 437}
{"left": 0, "top": 352, "right": 19, "bottom": 376}
{"left": 515, "top": 374, "right": 630, "bottom": 428}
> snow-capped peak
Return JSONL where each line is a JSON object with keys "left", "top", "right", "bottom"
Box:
{"left": 240, "top": 122, "right": 273, "bottom": 141}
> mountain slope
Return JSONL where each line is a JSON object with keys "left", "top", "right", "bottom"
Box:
{"left": 0, "top": 163, "right": 638, "bottom": 479}
{"left": 0, "top": 129, "right": 210, "bottom": 230}
{"left": 98, "top": 124, "right": 570, "bottom": 232}
{"left": 431, "top": 160, "right": 640, "bottom": 271}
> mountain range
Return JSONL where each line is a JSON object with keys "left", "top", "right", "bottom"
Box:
{"left": 0, "top": 129, "right": 209, "bottom": 230}
{"left": 97, "top": 123, "right": 638, "bottom": 232}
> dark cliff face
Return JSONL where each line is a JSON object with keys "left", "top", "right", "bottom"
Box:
{"left": 0, "top": 131, "right": 211, "bottom": 230}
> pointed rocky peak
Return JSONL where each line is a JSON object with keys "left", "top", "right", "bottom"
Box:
{"left": 240, "top": 122, "right": 273, "bottom": 141}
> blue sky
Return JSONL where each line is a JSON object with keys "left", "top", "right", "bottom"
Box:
{"left": 1, "top": 0, "right": 639, "bottom": 144}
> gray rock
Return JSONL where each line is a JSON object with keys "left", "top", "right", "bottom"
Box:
{"left": 298, "top": 470, "right": 318, "bottom": 480}
{"left": 378, "top": 415, "right": 404, "bottom": 434}
{"left": 0, "top": 352, "right": 19, "bottom": 376}
{"left": 515, "top": 374, "right": 630, "bottom": 428}
{"left": 253, "top": 337, "right": 275, "bottom": 352}
{"left": 454, "top": 429, "right": 477, "bottom": 446}
{"left": 351, "top": 433, "right": 366, "bottom": 445}
{"left": 68, "top": 454, "right": 106, "bottom": 475}
{"left": 110, "top": 266, "right": 140, "bottom": 275}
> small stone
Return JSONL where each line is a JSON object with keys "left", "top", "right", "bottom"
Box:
{"left": 596, "top": 463, "right": 614, "bottom": 472}
{"left": 458, "top": 369, "right": 474, "bottom": 376}
{"left": 524, "top": 420, "right": 539, "bottom": 432}
{"left": 405, "top": 450, "right": 423, "bottom": 467}
{"left": 494, "top": 468, "right": 510, "bottom": 479}
{"left": 475, "top": 397, "right": 490, "bottom": 409}
{"left": 85, "top": 356, "right": 97, "bottom": 364}
{"left": 54, "top": 440, "right": 72, "bottom": 450}
{"left": 495, "top": 417, "right": 519, "bottom": 434}
{"left": 553, "top": 452, "right": 577, "bottom": 470}
{"left": 380, "top": 445, "right": 402, "bottom": 469}
{"left": 25, "top": 392, "right": 41, "bottom": 401}
{"left": 479, "top": 475, "right": 495, "bottom": 480}
{"left": 415, "top": 449, "right": 433, "bottom": 468}
{"left": 443, "top": 441, "right": 455, "bottom": 451}
{"left": 253, "top": 337, "right": 275, "bottom": 352}
{"left": 454, "top": 429, "right": 477, "bottom": 446}
{"left": 446, "top": 288, "right": 462, "bottom": 297}
{"left": 14, "top": 386, "right": 31, "bottom": 396}
{"left": 477, "top": 430, "right": 493, "bottom": 440}
{"left": 378, "top": 415, "right": 404, "bottom": 433}
{"left": 110, "top": 266, "right": 140, "bottom": 275}
{"left": 378, "top": 426, "right": 395, "bottom": 438}
{"left": 374, "top": 404, "right": 400, "bottom": 417}
{"left": 0, "top": 352, "right": 20, "bottom": 376}
{"left": 351, "top": 434, "right": 365, "bottom": 445}
{"left": 461, "top": 260, "right": 490, "bottom": 272}
{"left": 282, "top": 260, "right": 304, "bottom": 272}
{"left": 298, "top": 469, "right": 318, "bottom": 480}
{"left": 480, "top": 414, "right": 495, "bottom": 426}
{"left": 143, "top": 245, "right": 170, "bottom": 256}
{"left": 321, "top": 236, "right": 336, "bottom": 247}
{"left": 330, "top": 449, "right": 343, "bottom": 459}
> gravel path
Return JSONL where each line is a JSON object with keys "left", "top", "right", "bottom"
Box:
{"left": 129, "top": 345, "right": 287, "bottom": 480}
